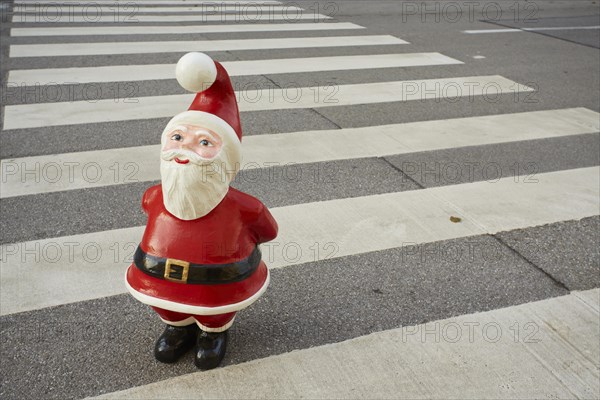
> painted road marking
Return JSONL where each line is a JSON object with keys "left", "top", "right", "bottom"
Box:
{"left": 463, "top": 26, "right": 600, "bottom": 34}
{"left": 10, "top": 22, "right": 364, "bottom": 36}
{"left": 9, "top": 35, "right": 404, "bottom": 57}
{"left": 11, "top": 11, "right": 329, "bottom": 23}
{"left": 13, "top": 5, "right": 299, "bottom": 14}
{"left": 13, "top": 0, "right": 282, "bottom": 4}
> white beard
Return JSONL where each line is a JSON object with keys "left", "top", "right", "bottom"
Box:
{"left": 160, "top": 150, "right": 236, "bottom": 220}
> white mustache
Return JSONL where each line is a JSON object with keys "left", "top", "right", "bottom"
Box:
{"left": 161, "top": 149, "right": 211, "bottom": 165}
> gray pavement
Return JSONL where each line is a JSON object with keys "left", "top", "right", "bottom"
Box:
{"left": 0, "top": 0, "right": 599, "bottom": 398}
{"left": 498, "top": 216, "right": 600, "bottom": 290}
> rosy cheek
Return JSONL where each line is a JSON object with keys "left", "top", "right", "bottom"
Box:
{"left": 195, "top": 145, "right": 221, "bottom": 159}
{"left": 163, "top": 140, "right": 180, "bottom": 151}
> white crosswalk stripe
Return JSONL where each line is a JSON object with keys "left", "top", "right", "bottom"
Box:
{"left": 14, "top": 0, "right": 284, "bottom": 4}
{"left": 10, "top": 22, "right": 364, "bottom": 36}
{"left": 9, "top": 35, "right": 404, "bottom": 57}
{"left": 2, "top": 76, "right": 532, "bottom": 129}
{"left": 12, "top": 11, "right": 330, "bottom": 23}
{"left": 1, "top": 0, "right": 598, "bottom": 398}
{"left": 13, "top": 5, "right": 302, "bottom": 13}
{"left": 9, "top": 53, "right": 462, "bottom": 85}
{"left": 463, "top": 26, "right": 600, "bottom": 34}
{"left": 2, "top": 108, "right": 597, "bottom": 198}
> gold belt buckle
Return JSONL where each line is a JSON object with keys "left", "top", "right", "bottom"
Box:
{"left": 164, "top": 258, "right": 190, "bottom": 283}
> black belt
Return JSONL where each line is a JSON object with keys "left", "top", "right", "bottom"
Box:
{"left": 134, "top": 245, "right": 261, "bottom": 285}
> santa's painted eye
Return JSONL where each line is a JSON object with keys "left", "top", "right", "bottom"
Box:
{"left": 171, "top": 133, "right": 183, "bottom": 141}
{"left": 199, "top": 139, "right": 212, "bottom": 146}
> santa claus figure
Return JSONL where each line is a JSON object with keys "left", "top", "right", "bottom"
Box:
{"left": 125, "top": 52, "right": 278, "bottom": 370}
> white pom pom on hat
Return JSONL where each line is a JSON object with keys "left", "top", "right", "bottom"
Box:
{"left": 170, "top": 51, "right": 244, "bottom": 149}
{"left": 175, "top": 52, "right": 217, "bottom": 93}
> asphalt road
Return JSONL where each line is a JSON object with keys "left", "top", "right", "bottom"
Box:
{"left": 0, "top": 1, "right": 599, "bottom": 398}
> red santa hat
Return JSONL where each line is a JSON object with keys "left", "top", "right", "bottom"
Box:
{"left": 162, "top": 52, "right": 242, "bottom": 165}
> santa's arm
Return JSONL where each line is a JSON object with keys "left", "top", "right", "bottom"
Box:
{"left": 141, "top": 185, "right": 161, "bottom": 215}
{"left": 252, "top": 203, "right": 278, "bottom": 244}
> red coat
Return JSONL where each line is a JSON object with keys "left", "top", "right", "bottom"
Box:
{"left": 125, "top": 184, "right": 278, "bottom": 315}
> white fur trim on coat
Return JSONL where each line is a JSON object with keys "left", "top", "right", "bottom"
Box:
{"left": 196, "top": 317, "right": 235, "bottom": 332}
{"left": 159, "top": 316, "right": 196, "bottom": 327}
{"left": 125, "top": 269, "right": 270, "bottom": 316}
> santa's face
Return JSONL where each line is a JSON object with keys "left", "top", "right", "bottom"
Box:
{"left": 162, "top": 124, "right": 223, "bottom": 164}
{"left": 160, "top": 123, "right": 234, "bottom": 220}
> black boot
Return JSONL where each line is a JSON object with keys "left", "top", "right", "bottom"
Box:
{"left": 194, "top": 330, "right": 228, "bottom": 370}
{"left": 154, "top": 324, "right": 198, "bottom": 363}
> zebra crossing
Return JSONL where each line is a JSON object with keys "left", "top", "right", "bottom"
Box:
{"left": 1, "top": 0, "right": 598, "bottom": 399}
